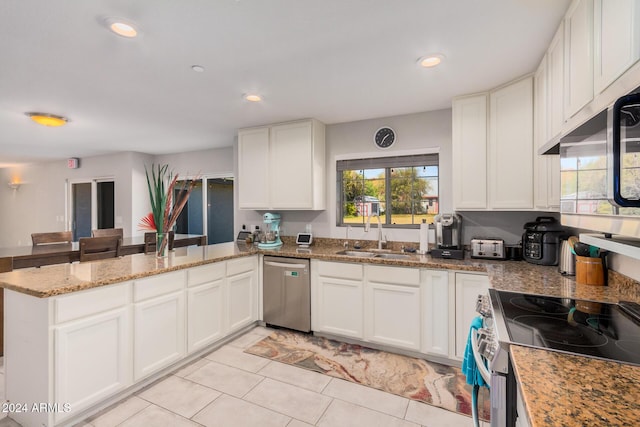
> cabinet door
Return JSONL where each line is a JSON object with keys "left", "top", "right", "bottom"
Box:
{"left": 187, "top": 279, "right": 225, "bottom": 353}
{"left": 227, "top": 270, "right": 257, "bottom": 333}
{"left": 269, "top": 121, "right": 314, "bottom": 209}
{"left": 547, "top": 22, "right": 565, "bottom": 140}
{"left": 54, "top": 308, "right": 131, "bottom": 423}
{"left": 452, "top": 94, "right": 488, "bottom": 209}
{"left": 564, "top": 0, "right": 594, "bottom": 119}
{"left": 134, "top": 291, "right": 186, "bottom": 380}
{"left": 315, "top": 276, "right": 363, "bottom": 339}
{"left": 489, "top": 77, "right": 534, "bottom": 209}
{"left": 238, "top": 127, "right": 270, "bottom": 209}
{"left": 534, "top": 56, "right": 550, "bottom": 210}
{"left": 421, "top": 270, "right": 450, "bottom": 357}
{"left": 454, "top": 273, "right": 489, "bottom": 360}
{"left": 593, "top": 0, "right": 640, "bottom": 94}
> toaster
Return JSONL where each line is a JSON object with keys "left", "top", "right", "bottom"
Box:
{"left": 470, "top": 238, "right": 506, "bottom": 260}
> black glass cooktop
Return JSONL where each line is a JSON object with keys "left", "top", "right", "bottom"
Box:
{"left": 492, "top": 290, "right": 640, "bottom": 366}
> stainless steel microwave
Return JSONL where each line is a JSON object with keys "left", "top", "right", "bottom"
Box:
{"left": 559, "top": 89, "right": 640, "bottom": 238}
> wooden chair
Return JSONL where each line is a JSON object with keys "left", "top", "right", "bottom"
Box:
{"left": 91, "top": 228, "right": 124, "bottom": 238}
{"left": 31, "top": 231, "right": 73, "bottom": 246}
{"left": 143, "top": 231, "right": 176, "bottom": 254}
{"left": 79, "top": 236, "right": 122, "bottom": 262}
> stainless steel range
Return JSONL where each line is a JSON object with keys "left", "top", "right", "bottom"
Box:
{"left": 473, "top": 290, "right": 640, "bottom": 427}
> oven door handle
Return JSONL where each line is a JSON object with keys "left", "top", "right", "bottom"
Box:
{"left": 471, "top": 330, "right": 492, "bottom": 385}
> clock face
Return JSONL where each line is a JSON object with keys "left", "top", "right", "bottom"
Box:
{"left": 374, "top": 127, "right": 395, "bottom": 149}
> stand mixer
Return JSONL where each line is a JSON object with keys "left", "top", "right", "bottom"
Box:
{"left": 258, "top": 212, "right": 283, "bottom": 249}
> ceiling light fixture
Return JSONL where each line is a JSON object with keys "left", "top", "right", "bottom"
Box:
{"left": 191, "top": 65, "right": 205, "bottom": 73}
{"left": 418, "top": 53, "right": 445, "bottom": 68}
{"left": 25, "top": 112, "right": 69, "bottom": 127}
{"left": 244, "top": 94, "right": 262, "bottom": 102}
{"left": 103, "top": 17, "right": 138, "bottom": 38}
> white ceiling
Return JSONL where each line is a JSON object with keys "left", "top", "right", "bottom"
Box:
{"left": 0, "top": 0, "right": 570, "bottom": 167}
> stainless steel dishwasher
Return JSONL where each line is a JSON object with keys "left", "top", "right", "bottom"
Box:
{"left": 263, "top": 256, "right": 311, "bottom": 332}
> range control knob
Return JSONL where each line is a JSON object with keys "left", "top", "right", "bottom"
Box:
{"left": 476, "top": 294, "right": 492, "bottom": 318}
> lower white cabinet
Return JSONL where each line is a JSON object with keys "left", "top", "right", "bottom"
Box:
{"left": 454, "top": 272, "right": 490, "bottom": 360}
{"left": 54, "top": 307, "right": 131, "bottom": 424}
{"left": 311, "top": 261, "right": 478, "bottom": 362}
{"left": 5, "top": 255, "right": 259, "bottom": 427}
{"left": 421, "top": 269, "right": 452, "bottom": 357}
{"left": 364, "top": 265, "right": 421, "bottom": 351}
{"left": 134, "top": 291, "right": 186, "bottom": 380}
{"left": 312, "top": 260, "right": 364, "bottom": 339}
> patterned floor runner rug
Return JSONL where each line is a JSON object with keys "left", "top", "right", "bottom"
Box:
{"left": 245, "top": 330, "right": 490, "bottom": 421}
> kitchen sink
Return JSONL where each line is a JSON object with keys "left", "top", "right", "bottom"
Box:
{"left": 335, "top": 250, "right": 377, "bottom": 258}
{"left": 335, "top": 250, "right": 412, "bottom": 260}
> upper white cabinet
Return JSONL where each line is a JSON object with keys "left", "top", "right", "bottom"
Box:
{"left": 237, "top": 127, "right": 270, "bottom": 209}
{"left": 452, "top": 94, "right": 488, "bottom": 209}
{"left": 534, "top": 56, "right": 561, "bottom": 211}
{"left": 564, "top": 0, "right": 594, "bottom": 120}
{"left": 593, "top": 0, "right": 640, "bottom": 94}
{"left": 453, "top": 76, "right": 534, "bottom": 211}
{"left": 547, "top": 22, "right": 565, "bottom": 141}
{"left": 489, "top": 76, "right": 534, "bottom": 209}
{"left": 238, "top": 119, "right": 326, "bottom": 210}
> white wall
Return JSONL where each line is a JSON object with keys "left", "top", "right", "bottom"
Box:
{"left": 0, "top": 148, "right": 233, "bottom": 248}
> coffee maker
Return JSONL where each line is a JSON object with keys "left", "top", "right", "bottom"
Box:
{"left": 431, "top": 213, "right": 464, "bottom": 259}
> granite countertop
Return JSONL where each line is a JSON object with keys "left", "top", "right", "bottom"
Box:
{"left": 510, "top": 346, "right": 640, "bottom": 427}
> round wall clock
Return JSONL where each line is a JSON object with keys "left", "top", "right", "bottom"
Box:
{"left": 374, "top": 127, "right": 396, "bottom": 149}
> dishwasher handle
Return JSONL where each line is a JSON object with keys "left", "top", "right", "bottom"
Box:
{"left": 264, "top": 261, "right": 308, "bottom": 269}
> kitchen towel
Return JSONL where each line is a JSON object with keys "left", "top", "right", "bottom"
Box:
{"left": 462, "top": 316, "right": 488, "bottom": 388}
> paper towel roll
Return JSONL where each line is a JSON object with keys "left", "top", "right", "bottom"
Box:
{"left": 419, "top": 220, "right": 429, "bottom": 254}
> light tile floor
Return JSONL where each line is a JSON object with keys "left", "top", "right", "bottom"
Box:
{"left": 0, "top": 327, "right": 489, "bottom": 427}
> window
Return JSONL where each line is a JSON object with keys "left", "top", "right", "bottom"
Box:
{"left": 337, "top": 154, "right": 439, "bottom": 227}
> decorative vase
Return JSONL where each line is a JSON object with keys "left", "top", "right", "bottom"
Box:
{"left": 156, "top": 232, "right": 168, "bottom": 258}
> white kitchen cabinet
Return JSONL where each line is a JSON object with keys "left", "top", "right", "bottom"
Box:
{"left": 421, "top": 269, "right": 452, "bottom": 357}
{"left": 187, "top": 262, "right": 226, "bottom": 353}
{"left": 454, "top": 273, "right": 489, "bottom": 360}
{"left": 238, "top": 119, "right": 326, "bottom": 210}
{"left": 312, "top": 260, "right": 364, "bottom": 339}
{"left": 488, "top": 76, "right": 534, "bottom": 209}
{"left": 534, "top": 56, "right": 560, "bottom": 212}
{"left": 226, "top": 256, "right": 258, "bottom": 333}
{"left": 238, "top": 126, "right": 270, "bottom": 209}
{"left": 593, "top": 0, "right": 640, "bottom": 94}
{"left": 452, "top": 94, "right": 488, "bottom": 209}
{"left": 547, "top": 22, "right": 565, "bottom": 141}
{"left": 564, "top": 0, "right": 594, "bottom": 119}
{"left": 53, "top": 284, "right": 132, "bottom": 425}
{"left": 133, "top": 271, "right": 187, "bottom": 380}
{"left": 453, "top": 76, "right": 534, "bottom": 211}
{"left": 364, "top": 265, "right": 421, "bottom": 351}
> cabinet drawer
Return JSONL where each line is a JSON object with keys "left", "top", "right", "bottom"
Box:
{"left": 54, "top": 282, "right": 130, "bottom": 324}
{"left": 366, "top": 265, "right": 420, "bottom": 286}
{"left": 134, "top": 271, "right": 185, "bottom": 302}
{"left": 317, "top": 261, "right": 363, "bottom": 280}
{"left": 187, "top": 262, "right": 225, "bottom": 287}
{"left": 227, "top": 256, "right": 256, "bottom": 276}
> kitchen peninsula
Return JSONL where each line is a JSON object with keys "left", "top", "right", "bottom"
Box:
{"left": 0, "top": 241, "right": 638, "bottom": 427}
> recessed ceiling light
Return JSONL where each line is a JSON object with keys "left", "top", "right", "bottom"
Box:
{"left": 25, "top": 112, "right": 69, "bottom": 127}
{"left": 418, "top": 53, "right": 445, "bottom": 68}
{"left": 103, "top": 17, "right": 138, "bottom": 38}
{"left": 244, "top": 94, "right": 262, "bottom": 102}
{"left": 191, "top": 65, "right": 205, "bottom": 73}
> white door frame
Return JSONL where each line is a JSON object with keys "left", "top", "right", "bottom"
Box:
{"left": 66, "top": 177, "right": 116, "bottom": 234}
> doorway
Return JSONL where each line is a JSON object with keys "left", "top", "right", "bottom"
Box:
{"left": 175, "top": 176, "right": 234, "bottom": 244}
{"left": 69, "top": 178, "right": 115, "bottom": 241}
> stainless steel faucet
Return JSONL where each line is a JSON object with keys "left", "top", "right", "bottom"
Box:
{"left": 365, "top": 213, "right": 385, "bottom": 250}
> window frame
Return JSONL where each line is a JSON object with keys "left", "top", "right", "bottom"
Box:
{"left": 336, "top": 153, "right": 439, "bottom": 229}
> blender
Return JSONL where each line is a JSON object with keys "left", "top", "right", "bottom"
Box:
{"left": 258, "top": 212, "right": 283, "bottom": 249}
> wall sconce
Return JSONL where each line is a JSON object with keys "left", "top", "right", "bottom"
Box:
{"left": 8, "top": 181, "right": 21, "bottom": 190}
